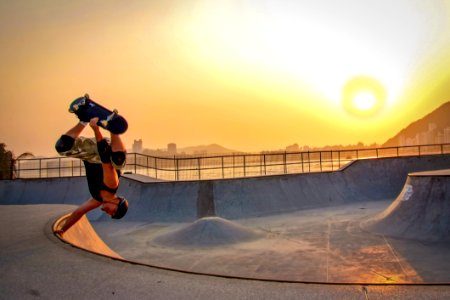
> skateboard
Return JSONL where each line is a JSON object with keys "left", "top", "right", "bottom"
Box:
{"left": 69, "top": 94, "right": 128, "bottom": 134}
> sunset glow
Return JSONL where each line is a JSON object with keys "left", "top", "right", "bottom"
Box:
{"left": 354, "top": 92, "right": 377, "bottom": 111}
{"left": 341, "top": 75, "right": 387, "bottom": 118}
{"left": 0, "top": 0, "right": 449, "bottom": 156}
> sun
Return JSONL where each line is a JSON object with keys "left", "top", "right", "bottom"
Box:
{"left": 342, "top": 75, "right": 387, "bottom": 118}
{"left": 353, "top": 92, "right": 377, "bottom": 111}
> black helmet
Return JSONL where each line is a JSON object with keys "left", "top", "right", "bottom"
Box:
{"left": 112, "top": 196, "right": 128, "bottom": 219}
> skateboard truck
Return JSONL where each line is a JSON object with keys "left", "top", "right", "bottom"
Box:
{"left": 69, "top": 94, "right": 89, "bottom": 113}
{"left": 100, "top": 109, "right": 119, "bottom": 127}
{"left": 69, "top": 98, "right": 86, "bottom": 113}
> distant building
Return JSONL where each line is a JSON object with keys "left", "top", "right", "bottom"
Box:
{"left": 193, "top": 150, "right": 207, "bottom": 156}
{"left": 132, "top": 139, "right": 143, "bottom": 153}
{"left": 416, "top": 132, "right": 426, "bottom": 145}
{"left": 167, "top": 143, "right": 177, "bottom": 155}
{"left": 429, "top": 123, "right": 437, "bottom": 131}
{"left": 427, "top": 123, "right": 438, "bottom": 144}
{"left": 286, "top": 143, "right": 300, "bottom": 152}
{"left": 436, "top": 132, "right": 444, "bottom": 144}
{"left": 444, "top": 127, "right": 450, "bottom": 143}
{"left": 399, "top": 123, "right": 448, "bottom": 146}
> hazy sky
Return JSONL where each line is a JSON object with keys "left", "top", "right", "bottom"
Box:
{"left": 1, "top": 0, "right": 450, "bottom": 156}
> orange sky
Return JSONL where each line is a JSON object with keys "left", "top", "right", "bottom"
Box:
{"left": 1, "top": 0, "right": 450, "bottom": 156}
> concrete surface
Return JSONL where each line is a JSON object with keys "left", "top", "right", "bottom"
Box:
{"left": 1, "top": 155, "right": 450, "bottom": 298}
{"left": 93, "top": 200, "right": 450, "bottom": 284}
{"left": 2, "top": 205, "right": 450, "bottom": 300}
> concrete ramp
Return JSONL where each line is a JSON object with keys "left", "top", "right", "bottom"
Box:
{"left": 361, "top": 169, "right": 450, "bottom": 242}
{"left": 53, "top": 214, "right": 122, "bottom": 259}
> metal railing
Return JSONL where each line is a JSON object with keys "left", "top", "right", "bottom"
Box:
{"left": 10, "top": 143, "right": 450, "bottom": 181}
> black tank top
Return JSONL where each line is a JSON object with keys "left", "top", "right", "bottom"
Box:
{"left": 83, "top": 161, "right": 120, "bottom": 202}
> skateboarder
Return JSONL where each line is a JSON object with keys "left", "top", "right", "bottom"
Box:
{"left": 54, "top": 117, "right": 128, "bottom": 236}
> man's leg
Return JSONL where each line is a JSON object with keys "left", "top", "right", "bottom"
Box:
{"left": 102, "top": 133, "right": 126, "bottom": 187}
{"left": 89, "top": 118, "right": 122, "bottom": 188}
{"left": 110, "top": 133, "right": 127, "bottom": 168}
{"left": 110, "top": 134, "right": 126, "bottom": 152}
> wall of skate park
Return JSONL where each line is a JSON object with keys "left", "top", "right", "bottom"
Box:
{"left": 0, "top": 176, "right": 89, "bottom": 205}
{"left": 105, "top": 154, "right": 450, "bottom": 221}
{"left": 1, "top": 155, "right": 450, "bottom": 222}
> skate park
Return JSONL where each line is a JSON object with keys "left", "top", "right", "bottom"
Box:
{"left": 1, "top": 152, "right": 450, "bottom": 299}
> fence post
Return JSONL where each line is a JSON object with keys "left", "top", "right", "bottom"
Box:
{"left": 330, "top": 151, "right": 333, "bottom": 171}
{"left": 301, "top": 152, "right": 304, "bottom": 173}
{"left": 259, "top": 154, "right": 262, "bottom": 176}
{"left": 232, "top": 154, "right": 235, "bottom": 178}
{"left": 338, "top": 150, "right": 341, "bottom": 169}
{"left": 263, "top": 154, "right": 267, "bottom": 175}
{"left": 243, "top": 155, "right": 246, "bottom": 177}
{"left": 155, "top": 157, "right": 158, "bottom": 179}
{"left": 198, "top": 157, "right": 201, "bottom": 180}
{"left": 319, "top": 151, "right": 322, "bottom": 172}
{"left": 284, "top": 152, "right": 287, "bottom": 174}
{"left": 221, "top": 156, "right": 224, "bottom": 179}
{"left": 173, "top": 155, "right": 179, "bottom": 181}
{"left": 307, "top": 152, "right": 311, "bottom": 172}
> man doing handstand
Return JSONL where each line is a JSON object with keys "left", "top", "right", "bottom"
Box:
{"left": 55, "top": 117, "right": 128, "bottom": 236}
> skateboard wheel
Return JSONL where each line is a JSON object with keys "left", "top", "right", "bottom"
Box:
{"left": 100, "top": 120, "right": 108, "bottom": 127}
{"left": 84, "top": 93, "right": 90, "bottom": 99}
{"left": 113, "top": 109, "right": 118, "bottom": 114}
{"left": 71, "top": 104, "right": 79, "bottom": 112}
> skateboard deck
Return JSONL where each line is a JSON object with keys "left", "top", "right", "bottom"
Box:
{"left": 69, "top": 94, "right": 128, "bottom": 134}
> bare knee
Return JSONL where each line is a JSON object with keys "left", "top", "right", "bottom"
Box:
{"left": 111, "top": 151, "right": 126, "bottom": 168}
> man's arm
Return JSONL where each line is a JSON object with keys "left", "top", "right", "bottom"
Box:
{"left": 55, "top": 198, "right": 101, "bottom": 235}
{"left": 64, "top": 121, "right": 87, "bottom": 139}
{"left": 89, "top": 117, "right": 104, "bottom": 142}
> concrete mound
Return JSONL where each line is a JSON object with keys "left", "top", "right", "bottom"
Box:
{"left": 153, "top": 216, "right": 263, "bottom": 247}
{"left": 361, "top": 169, "right": 450, "bottom": 242}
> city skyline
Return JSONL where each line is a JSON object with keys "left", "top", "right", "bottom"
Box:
{"left": 130, "top": 120, "right": 450, "bottom": 156}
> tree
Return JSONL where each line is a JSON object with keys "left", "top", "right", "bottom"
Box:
{"left": 0, "top": 143, "right": 34, "bottom": 179}
{"left": 0, "top": 143, "right": 13, "bottom": 179}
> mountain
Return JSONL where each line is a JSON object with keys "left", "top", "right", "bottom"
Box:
{"left": 177, "top": 144, "right": 239, "bottom": 155}
{"left": 383, "top": 101, "right": 450, "bottom": 147}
